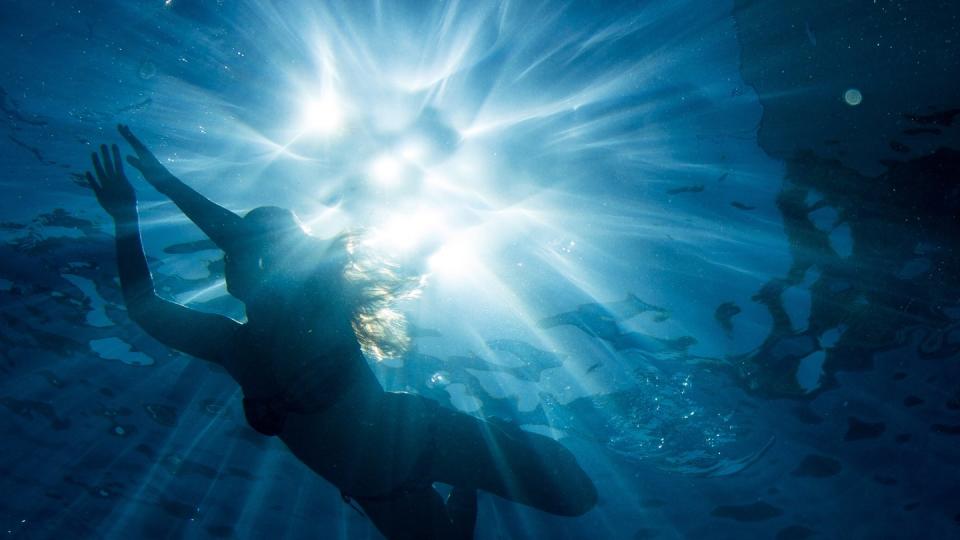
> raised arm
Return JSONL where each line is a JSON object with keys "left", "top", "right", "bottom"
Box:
{"left": 87, "top": 143, "right": 241, "bottom": 363}
{"left": 117, "top": 124, "right": 244, "bottom": 252}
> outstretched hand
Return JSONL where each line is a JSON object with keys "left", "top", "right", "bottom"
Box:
{"left": 117, "top": 124, "right": 177, "bottom": 192}
{"left": 87, "top": 144, "right": 136, "bottom": 221}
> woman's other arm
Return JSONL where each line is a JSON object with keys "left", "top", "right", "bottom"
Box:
{"left": 87, "top": 143, "right": 240, "bottom": 363}
{"left": 117, "top": 124, "right": 244, "bottom": 252}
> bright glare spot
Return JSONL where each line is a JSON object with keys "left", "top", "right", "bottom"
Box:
{"left": 429, "top": 240, "right": 477, "bottom": 278}
{"left": 399, "top": 140, "right": 425, "bottom": 162}
{"left": 369, "top": 154, "right": 402, "bottom": 185}
{"left": 372, "top": 211, "right": 445, "bottom": 252}
{"left": 301, "top": 94, "right": 343, "bottom": 134}
{"left": 424, "top": 173, "right": 447, "bottom": 186}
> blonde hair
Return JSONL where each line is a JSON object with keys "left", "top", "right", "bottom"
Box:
{"left": 337, "top": 231, "right": 425, "bottom": 362}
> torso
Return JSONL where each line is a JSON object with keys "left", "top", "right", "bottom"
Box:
{"left": 223, "top": 238, "right": 380, "bottom": 404}
{"left": 226, "top": 322, "right": 381, "bottom": 404}
{"left": 225, "top": 326, "right": 429, "bottom": 496}
{"left": 216, "top": 242, "right": 430, "bottom": 495}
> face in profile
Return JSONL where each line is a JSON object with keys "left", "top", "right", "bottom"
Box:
{"left": 222, "top": 206, "right": 312, "bottom": 306}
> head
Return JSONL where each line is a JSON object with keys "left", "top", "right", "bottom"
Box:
{"left": 221, "top": 206, "right": 421, "bottom": 362}
{"left": 223, "top": 206, "right": 314, "bottom": 307}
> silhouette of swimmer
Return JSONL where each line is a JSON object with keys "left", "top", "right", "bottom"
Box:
{"left": 85, "top": 125, "right": 597, "bottom": 539}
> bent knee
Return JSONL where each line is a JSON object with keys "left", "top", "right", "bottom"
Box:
{"left": 547, "top": 455, "right": 598, "bottom": 516}
{"left": 523, "top": 438, "right": 598, "bottom": 516}
{"left": 556, "top": 472, "right": 598, "bottom": 516}
{"left": 433, "top": 414, "right": 599, "bottom": 516}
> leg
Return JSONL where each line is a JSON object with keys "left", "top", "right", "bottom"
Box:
{"left": 428, "top": 408, "right": 597, "bottom": 516}
{"left": 446, "top": 487, "right": 478, "bottom": 539}
{"left": 354, "top": 485, "right": 474, "bottom": 540}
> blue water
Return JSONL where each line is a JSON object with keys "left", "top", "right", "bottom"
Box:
{"left": 2, "top": 0, "right": 959, "bottom": 538}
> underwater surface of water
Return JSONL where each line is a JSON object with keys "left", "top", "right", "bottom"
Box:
{"left": 2, "top": 0, "right": 959, "bottom": 538}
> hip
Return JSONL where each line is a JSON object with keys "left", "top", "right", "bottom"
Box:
{"left": 278, "top": 391, "right": 439, "bottom": 496}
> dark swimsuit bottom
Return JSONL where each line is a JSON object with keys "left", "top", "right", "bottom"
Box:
{"left": 241, "top": 375, "right": 442, "bottom": 506}
{"left": 343, "top": 414, "right": 440, "bottom": 507}
{"left": 240, "top": 348, "right": 360, "bottom": 437}
{"left": 241, "top": 392, "right": 306, "bottom": 436}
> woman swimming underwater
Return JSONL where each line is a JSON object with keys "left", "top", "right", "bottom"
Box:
{"left": 85, "top": 125, "right": 597, "bottom": 539}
